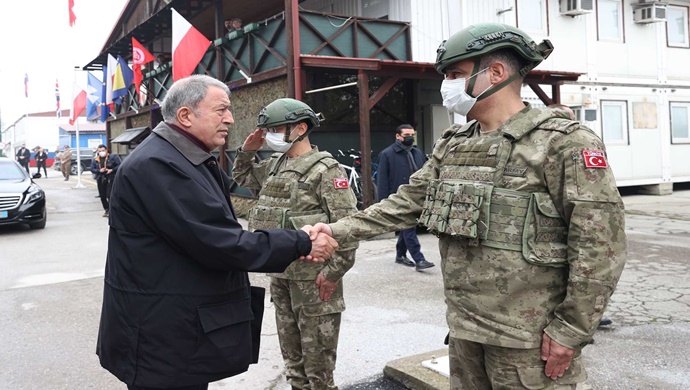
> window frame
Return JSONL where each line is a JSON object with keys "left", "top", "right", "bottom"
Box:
{"left": 597, "top": 0, "right": 625, "bottom": 43}
{"left": 515, "top": 0, "right": 549, "bottom": 36}
{"left": 670, "top": 101, "right": 690, "bottom": 144}
{"left": 600, "top": 100, "right": 630, "bottom": 145}
{"left": 666, "top": 5, "right": 690, "bottom": 49}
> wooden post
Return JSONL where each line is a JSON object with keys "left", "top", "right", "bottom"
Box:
{"left": 358, "top": 69, "right": 373, "bottom": 209}
{"left": 285, "top": 0, "right": 295, "bottom": 98}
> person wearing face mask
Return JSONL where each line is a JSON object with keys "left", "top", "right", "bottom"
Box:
{"left": 233, "top": 98, "right": 358, "bottom": 390}
{"left": 376, "top": 124, "right": 434, "bottom": 271}
{"left": 304, "top": 23, "right": 626, "bottom": 389}
{"left": 90, "top": 144, "right": 121, "bottom": 217}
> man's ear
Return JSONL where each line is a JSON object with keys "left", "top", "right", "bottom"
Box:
{"left": 488, "top": 62, "right": 508, "bottom": 84}
{"left": 177, "top": 107, "right": 193, "bottom": 127}
{"left": 295, "top": 122, "right": 308, "bottom": 136}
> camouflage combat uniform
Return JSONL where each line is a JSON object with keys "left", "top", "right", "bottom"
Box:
{"left": 233, "top": 146, "right": 358, "bottom": 390}
{"left": 328, "top": 106, "right": 627, "bottom": 388}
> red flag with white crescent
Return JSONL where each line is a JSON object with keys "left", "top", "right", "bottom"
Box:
{"left": 582, "top": 150, "right": 608, "bottom": 169}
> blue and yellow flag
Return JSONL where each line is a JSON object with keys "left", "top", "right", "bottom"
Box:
{"left": 112, "top": 56, "right": 134, "bottom": 105}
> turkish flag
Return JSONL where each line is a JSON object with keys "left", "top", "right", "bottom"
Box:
{"left": 333, "top": 178, "right": 350, "bottom": 189}
{"left": 582, "top": 150, "right": 608, "bottom": 168}
{"left": 70, "top": 88, "right": 87, "bottom": 125}
{"left": 68, "top": 0, "right": 76, "bottom": 27}
{"left": 171, "top": 8, "right": 210, "bottom": 81}
{"left": 132, "top": 37, "right": 155, "bottom": 102}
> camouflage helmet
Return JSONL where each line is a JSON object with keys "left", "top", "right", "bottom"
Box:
{"left": 256, "top": 98, "right": 322, "bottom": 130}
{"left": 435, "top": 23, "right": 553, "bottom": 75}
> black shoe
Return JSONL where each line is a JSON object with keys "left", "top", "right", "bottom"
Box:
{"left": 395, "top": 256, "right": 416, "bottom": 267}
{"left": 415, "top": 260, "right": 435, "bottom": 271}
{"left": 599, "top": 317, "right": 613, "bottom": 326}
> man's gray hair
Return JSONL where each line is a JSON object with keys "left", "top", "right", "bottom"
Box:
{"left": 161, "top": 75, "right": 230, "bottom": 122}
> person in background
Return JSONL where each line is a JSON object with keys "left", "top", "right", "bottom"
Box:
{"left": 376, "top": 124, "right": 434, "bottom": 271}
{"left": 35, "top": 147, "right": 48, "bottom": 178}
{"left": 96, "top": 74, "right": 338, "bottom": 390}
{"left": 90, "top": 144, "right": 121, "bottom": 218}
{"left": 16, "top": 144, "right": 31, "bottom": 175}
{"left": 60, "top": 145, "right": 72, "bottom": 181}
{"left": 233, "top": 98, "right": 358, "bottom": 390}
{"left": 225, "top": 17, "right": 242, "bottom": 32}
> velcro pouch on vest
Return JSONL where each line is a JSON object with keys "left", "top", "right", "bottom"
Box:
{"left": 248, "top": 205, "right": 289, "bottom": 231}
{"left": 288, "top": 210, "right": 329, "bottom": 230}
{"left": 420, "top": 180, "right": 491, "bottom": 239}
{"left": 522, "top": 192, "right": 568, "bottom": 267}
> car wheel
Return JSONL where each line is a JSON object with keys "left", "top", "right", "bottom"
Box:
{"left": 70, "top": 163, "right": 85, "bottom": 176}
{"left": 29, "top": 213, "right": 47, "bottom": 229}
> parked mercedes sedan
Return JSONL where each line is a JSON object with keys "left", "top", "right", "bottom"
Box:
{"left": 0, "top": 157, "right": 47, "bottom": 229}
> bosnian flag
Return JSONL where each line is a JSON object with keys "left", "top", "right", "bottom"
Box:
{"left": 171, "top": 8, "right": 210, "bottom": 81}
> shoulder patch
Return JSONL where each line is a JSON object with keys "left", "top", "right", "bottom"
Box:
{"left": 582, "top": 150, "right": 608, "bottom": 168}
{"left": 333, "top": 178, "right": 349, "bottom": 189}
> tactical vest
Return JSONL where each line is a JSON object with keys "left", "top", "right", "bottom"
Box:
{"left": 419, "top": 119, "right": 572, "bottom": 268}
{"left": 248, "top": 151, "right": 337, "bottom": 231}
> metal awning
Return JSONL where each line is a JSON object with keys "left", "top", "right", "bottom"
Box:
{"left": 111, "top": 127, "right": 150, "bottom": 144}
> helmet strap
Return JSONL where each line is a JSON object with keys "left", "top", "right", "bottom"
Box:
{"left": 465, "top": 59, "right": 483, "bottom": 98}
{"left": 476, "top": 62, "right": 536, "bottom": 102}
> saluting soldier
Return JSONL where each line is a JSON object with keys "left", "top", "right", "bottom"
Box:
{"left": 233, "top": 98, "right": 358, "bottom": 390}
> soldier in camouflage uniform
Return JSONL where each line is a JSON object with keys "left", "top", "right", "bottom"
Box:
{"left": 232, "top": 98, "right": 358, "bottom": 390}
{"left": 307, "top": 23, "right": 627, "bottom": 389}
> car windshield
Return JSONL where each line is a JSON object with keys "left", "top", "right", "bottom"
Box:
{"left": 0, "top": 161, "right": 27, "bottom": 180}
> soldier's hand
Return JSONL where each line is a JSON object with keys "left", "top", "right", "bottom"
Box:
{"left": 541, "top": 333, "right": 575, "bottom": 380}
{"left": 316, "top": 272, "right": 337, "bottom": 302}
{"left": 242, "top": 129, "right": 266, "bottom": 151}
{"left": 308, "top": 223, "right": 333, "bottom": 239}
{"left": 301, "top": 232, "right": 338, "bottom": 262}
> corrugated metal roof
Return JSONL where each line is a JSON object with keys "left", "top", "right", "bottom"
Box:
{"left": 111, "top": 127, "right": 150, "bottom": 144}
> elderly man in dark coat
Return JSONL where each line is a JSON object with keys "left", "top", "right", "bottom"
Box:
{"left": 96, "top": 74, "right": 338, "bottom": 390}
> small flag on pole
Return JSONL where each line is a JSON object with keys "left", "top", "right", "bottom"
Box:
{"left": 70, "top": 86, "right": 87, "bottom": 126}
{"left": 68, "top": 0, "right": 77, "bottom": 27}
{"left": 56, "top": 79, "right": 61, "bottom": 118}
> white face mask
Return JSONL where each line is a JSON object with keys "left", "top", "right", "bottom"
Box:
{"left": 440, "top": 68, "right": 492, "bottom": 116}
{"left": 265, "top": 131, "right": 294, "bottom": 153}
{"left": 99, "top": 151, "right": 107, "bottom": 157}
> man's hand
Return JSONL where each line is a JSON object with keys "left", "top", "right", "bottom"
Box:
{"left": 541, "top": 333, "right": 575, "bottom": 380}
{"left": 316, "top": 273, "right": 337, "bottom": 302}
{"left": 308, "top": 223, "right": 333, "bottom": 239}
{"left": 242, "top": 129, "right": 266, "bottom": 151}
{"left": 301, "top": 231, "right": 338, "bottom": 262}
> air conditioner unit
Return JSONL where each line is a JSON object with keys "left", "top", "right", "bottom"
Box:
{"left": 633, "top": 2, "right": 667, "bottom": 24}
{"left": 560, "top": 0, "right": 594, "bottom": 16}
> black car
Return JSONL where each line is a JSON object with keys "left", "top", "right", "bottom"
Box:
{"left": 0, "top": 157, "right": 47, "bottom": 229}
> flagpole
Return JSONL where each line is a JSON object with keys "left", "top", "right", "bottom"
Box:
{"left": 73, "top": 66, "right": 84, "bottom": 189}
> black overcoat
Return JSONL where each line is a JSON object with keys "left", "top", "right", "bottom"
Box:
{"left": 376, "top": 141, "right": 427, "bottom": 201}
{"left": 97, "top": 122, "right": 311, "bottom": 387}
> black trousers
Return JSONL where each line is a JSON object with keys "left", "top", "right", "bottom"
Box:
{"left": 127, "top": 385, "right": 208, "bottom": 390}
{"left": 20, "top": 163, "right": 30, "bottom": 175}
{"left": 97, "top": 177, "right": 112, "bottom": 211}
{"left": 36, "top": 162, "right": 48, "bottom": 176}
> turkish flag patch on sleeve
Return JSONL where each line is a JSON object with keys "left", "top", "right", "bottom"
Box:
{"left": 333, "top": 178, "right": 350, "bottom": 189}
{"left": 582, "top": 150, "right": 608, "bottom": 168}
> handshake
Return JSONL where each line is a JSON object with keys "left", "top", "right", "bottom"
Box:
{"left": 299, "top": 223, "right": 336, "bottom": 262}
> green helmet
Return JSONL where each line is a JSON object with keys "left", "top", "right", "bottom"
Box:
{"left": 256, "top": 98, "right": 322, "bottom": 130}
{"left": 435, "top": 23, "right": 553, "bottom": 75}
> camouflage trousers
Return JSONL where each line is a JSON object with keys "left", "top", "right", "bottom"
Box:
{"left": 448, "top": 336, "right": 586, "bottom": 389}
{"left": 270, "top": 277, "right": 345, "bottom": 390}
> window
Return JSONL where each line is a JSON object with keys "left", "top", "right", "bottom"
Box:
{"left": 671, "top": 102, "right": 690, "bottom": 144}
{"left": 667, "top": 6, "right": 689, "bottom": 48}
{"left": 601, "top": 101, "right": 628, "bottom": 145}
{"left": 598, "top": 0, "right": 624, "bottom": 42}
{"left": 517, "top": 0, "right": 548, "bottom": 35}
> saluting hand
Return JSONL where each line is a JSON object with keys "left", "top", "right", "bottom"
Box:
{"left": 242, "top": 129, "right": 266, "bottom": 151}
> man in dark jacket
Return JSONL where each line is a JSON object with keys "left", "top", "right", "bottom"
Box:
{"left": 96, "top": 74, "right": 338, "bottom": 390}
{"left": 16, "top": 144, "right": 31, "bottom": 175}
{"left": 90, "top": 144, "right": 121, "bottom": 217}
{"left": 376, "top": 124, "right": 434, "bottom": 271}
